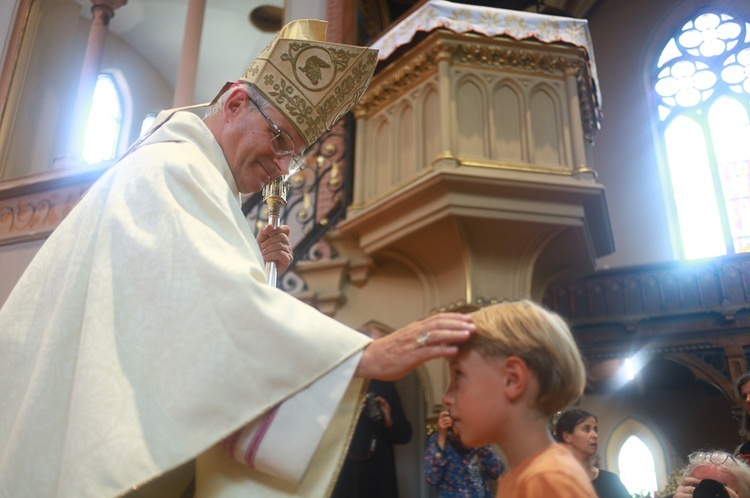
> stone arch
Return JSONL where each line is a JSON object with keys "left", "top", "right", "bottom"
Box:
{"left": 454, "top": 74, "right": 488, "bottom": 159}
{"left": 490, "top": 78, "right": 526, "bottom": 162}
{"left": 528, "top": 83, "right": 566, "bottom": 167}
{"left": 418, "top": 82, "right": 441, "bottom": 168}
{"left": 663, "top": 352, "right": 736, "bottom": 403}
{"left": 605, "top": 416, "right": 668, "bottom": 494}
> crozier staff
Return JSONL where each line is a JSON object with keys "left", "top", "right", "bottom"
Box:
{"left": 0, "top": 19, "right": 475, "bottom": 498}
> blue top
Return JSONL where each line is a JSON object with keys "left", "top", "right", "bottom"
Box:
{"left": 423, "top": 432, "right": 505, "bottom": 497}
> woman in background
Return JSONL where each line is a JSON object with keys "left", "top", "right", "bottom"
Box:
{"left": 553, "top": 409, "right": 631, "bottom": 498}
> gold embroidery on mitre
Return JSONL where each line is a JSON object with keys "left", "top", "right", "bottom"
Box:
{"left": 235, "top": 20, "right": 378, "bottom": 147}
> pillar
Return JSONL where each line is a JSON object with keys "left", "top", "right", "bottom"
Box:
{"left": 172, "top": 0, "right": 206, "bottom": 107}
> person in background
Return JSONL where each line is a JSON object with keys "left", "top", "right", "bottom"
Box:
{"left": 672, "top": 451, "right": 750, "bottom": 498}
{"left": 735, "top": 374, "right": 750, "bottom": 464}
{"left": 332, "top": 324, "right": 413, "bottom": 498}
{"left": 423, "top": 410, "right": 504, "bottom": 497}
{"left": 441, "top": 299, "right": 597, "bottom": 498}
{"left": 553, "top": 408, "right": 631, "bottom": 498}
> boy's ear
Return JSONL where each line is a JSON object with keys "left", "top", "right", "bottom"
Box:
{"left": 501, "top": 356, "right": 529, "bottom": 401}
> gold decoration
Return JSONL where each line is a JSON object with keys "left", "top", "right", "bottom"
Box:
{"left": 354, "top": 32, "right": 597, "bottom": 140}
{"left": 329, "top": 162, "right": 340, "bottom": 187}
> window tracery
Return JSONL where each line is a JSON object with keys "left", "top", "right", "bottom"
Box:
{"left": 653, "top": 11, "right": 750, "bottom": 259}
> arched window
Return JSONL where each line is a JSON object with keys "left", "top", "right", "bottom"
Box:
{"left": 618, "top": 435, "right": 658, "bottom": 496}
{"left": 653, "top": 11, "right": 750, "bottom": 259}
{"left": 606, "top": 417, "right": 667, "bottom": 497}
{"left": 82, "top": 73, "right": 123, "bottom": 164}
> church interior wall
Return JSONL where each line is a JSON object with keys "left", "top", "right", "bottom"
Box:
{"left": 0, "top": 0, "right": 176, "bottom": 308}
{"left": 580, "top": 381, "right": 740, "bottom": 483}
{"left": 0, "top": 238, "right": 43, "bottom": 303}
{"left": 2, "top": 0, "right": 85, "bottom": 180}
{"left": 331, "top": 254, "right": 431, "bottom": 329}
{"left": 586, "top": 0, "right": 680, "bottom": 269}
{"left": 587, "top": 0, "right": 750, "bottom": 269}
{"left": 2, "top": 0, "right": 172, "bottom": 181}
{"left": 322, "top": 255, "right": 438, "bottom": 496}
{"left": 97, "top": 23, "right": 173, "bottom": 152}
{"left": 0, "top": 2, "right": 20, "bottom": 78}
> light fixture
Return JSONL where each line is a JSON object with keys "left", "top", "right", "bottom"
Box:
{"left": 249, "top": 5, "right": 283, "bottom": 33}
{"left": 624, "top": 357, "right": 637, "bottom": 380}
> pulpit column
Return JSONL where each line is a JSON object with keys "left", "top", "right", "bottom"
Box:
{"left": 565, "top": 68, "right": 588, "bottom": 173}
{"left": 436, "top": 51, "right": 456, "bottom": 168}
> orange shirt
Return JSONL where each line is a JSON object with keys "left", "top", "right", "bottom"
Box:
{"left": 496, "top": 443, "right": 597, "bottom": 498}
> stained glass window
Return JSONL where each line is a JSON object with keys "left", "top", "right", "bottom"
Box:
{"left": 654, "top": 12, "right": 750, "bottom": 258}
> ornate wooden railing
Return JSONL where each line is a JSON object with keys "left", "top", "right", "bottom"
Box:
{"left": 544, "top": 253, "right": 750, "bottom": 333}
{"left": 544, "top": 253, "right": 750, "bottom": 402}
{"left": 242, "top": 117, "right": 355, "bottom": 294}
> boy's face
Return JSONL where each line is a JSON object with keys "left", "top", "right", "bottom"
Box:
{"left": 442, "top": 349, "right": 506, "bottom": 447}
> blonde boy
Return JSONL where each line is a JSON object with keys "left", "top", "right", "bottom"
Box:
{"left": 442, "top": 300, "right": 596, "bottom": 497}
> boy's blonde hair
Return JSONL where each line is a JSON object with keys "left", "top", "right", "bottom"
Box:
{"left": 466, "top": 300, "right": 586, "bottom": 416}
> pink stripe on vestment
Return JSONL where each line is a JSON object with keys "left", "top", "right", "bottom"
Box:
{"left": 220, "top": 428, "right": 242, "bottom": 455}
{"left": 245, "top": 405, "right": 280, "bottom": 467}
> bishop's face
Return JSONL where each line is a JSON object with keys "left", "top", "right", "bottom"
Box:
{"left": 220, "top": 90, "right": 306, "bottom": 194}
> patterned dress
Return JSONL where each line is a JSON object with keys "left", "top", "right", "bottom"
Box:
{"left": 423, "top": 432, "right": 505, "bottom": 497}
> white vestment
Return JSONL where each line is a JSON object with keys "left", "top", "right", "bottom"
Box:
{"left": 0, "top": 111, "right": 370, "bottom": 497}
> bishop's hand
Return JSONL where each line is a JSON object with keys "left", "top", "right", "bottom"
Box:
{"left": 355, "top": 313, "right": 474, "bottom": 381}
{"left": 257, "top": 224, "right": 293, "bottom": 275}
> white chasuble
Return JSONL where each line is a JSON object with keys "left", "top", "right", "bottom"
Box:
{"left": 0, "top": 111, "right": 370, "bottom": 497}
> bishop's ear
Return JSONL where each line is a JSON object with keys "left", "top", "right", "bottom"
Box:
{"left": 224, "top": 87, "right": 247, "bottom": 116}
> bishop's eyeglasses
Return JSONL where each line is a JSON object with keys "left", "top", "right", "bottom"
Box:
{"left": 248, "top": 97, "right": 304, "bottom": 174}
